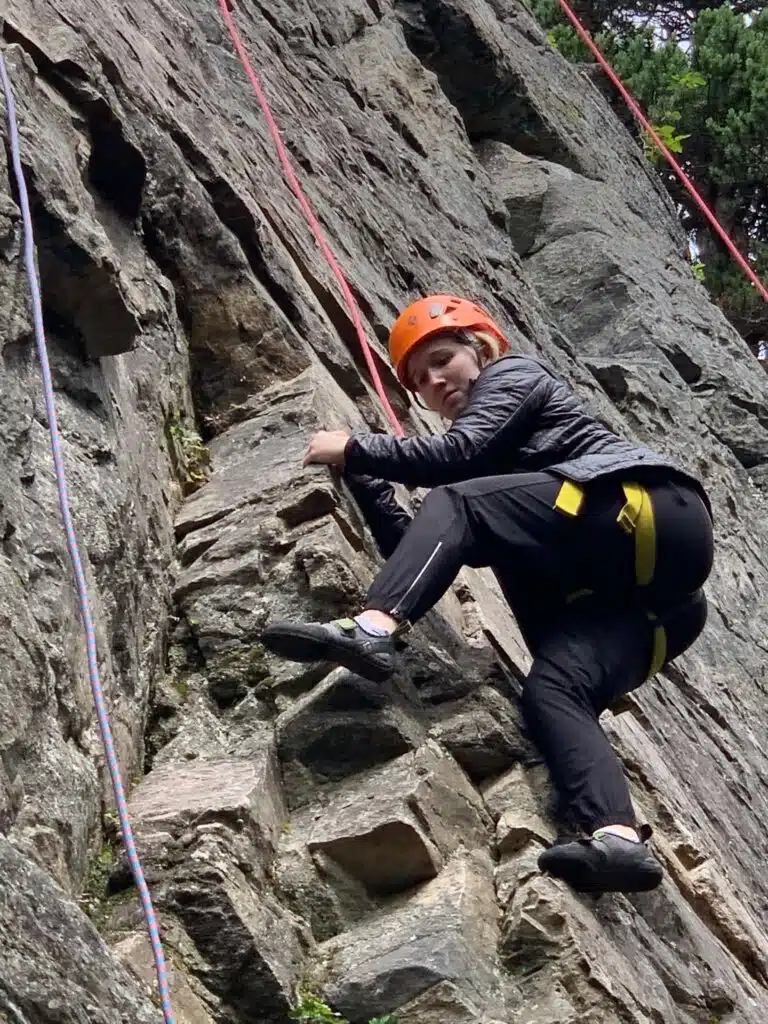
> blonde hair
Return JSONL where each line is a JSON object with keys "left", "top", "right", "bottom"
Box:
{"left": 458, "top": 329, "right": 505, "bottom": 367}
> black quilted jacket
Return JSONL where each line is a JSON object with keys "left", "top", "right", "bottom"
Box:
{"left": 343, "top": 354, "right": 710, "bottom": 558}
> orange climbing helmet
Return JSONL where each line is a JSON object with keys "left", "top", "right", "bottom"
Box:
{"left": 388, "top": 294, "right": 509, "bottom": 388}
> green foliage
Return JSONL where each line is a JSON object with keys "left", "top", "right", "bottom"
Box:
{"left": 169, "top": 421, "right": 210, "bottom": 482}
{"left": 534, "top": 1, "right": 611, "bottom": 62}
{"left": 79, "top": 833, "right": 119, "bottom": 920}
{"left": 289, "top": 992, "right": 343, "bottom": 1023}
{"left": 643, "top": 122, "right": 689, "bottom": 163}
{"left": 705, "top": 244, "right": 768, "bottom": 322}
{"left": 529, "top": 2, "right": 768, "bottom": 343}
{"left": 289, "top": 991, "right": 398, "bottom": 1024}
{"left": 173, "top": 674, "right": 190, "bottom": 701}
{"left": 530, "top": 1, "right": 758, "bottom": 42}
{"left": 164, "top": 408, "right": 211, "bottom": 493}
{"left": 691, "top": 259, "right": 706, "bottom": 283}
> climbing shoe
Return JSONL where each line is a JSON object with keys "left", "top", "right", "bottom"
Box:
{"left": 260, "top": 617, "right": 396, "bottom": 682}
{"left": 538, "top": 829, "right": 663, "bottom": 894}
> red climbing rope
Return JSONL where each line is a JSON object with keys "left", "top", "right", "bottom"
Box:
{"left": 216, "top": 0, "right": 405, "bottom": 436}
{"left": 555, "top": 0, "right": 768, "bottom": 305}
{"left": 220, "top": 0, "right": 766, "bottom": 422}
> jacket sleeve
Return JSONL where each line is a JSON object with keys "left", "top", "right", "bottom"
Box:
{"left": 342, "top": 471, "right": 412, "bottom": 559}
{"left": 343, "top": 358, "right": 552, "bottom": 486}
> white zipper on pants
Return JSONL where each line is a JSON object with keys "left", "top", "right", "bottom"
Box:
{"left": 390, "top": 541, "right": 444, "bottom": 618}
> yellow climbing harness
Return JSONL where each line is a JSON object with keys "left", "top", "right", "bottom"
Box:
{"left": 615, "top": 482, "right": 655, "bottom": 587}
{"left": 555, "top": 479, "right": 666, "bottom": 676}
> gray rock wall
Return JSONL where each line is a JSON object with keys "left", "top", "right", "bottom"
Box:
{"left": 1, "top": 1, "right": 768, "bottom": 1022}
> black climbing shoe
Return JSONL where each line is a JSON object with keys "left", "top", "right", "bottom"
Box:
{"left": 538, "top": 829, "right": 663, "bottom": 894}
{"left": 261, "top": 617, "right": 396, "bottom": 682}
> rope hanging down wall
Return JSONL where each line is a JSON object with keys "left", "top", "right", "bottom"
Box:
{"left": 218, "top": 0, "right": 406, "bottom": 436}
{"left": 0, "top": 49, "right": 177, "bottom": 1024}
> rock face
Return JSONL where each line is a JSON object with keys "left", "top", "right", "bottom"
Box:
{"left": 1, "top": 1, "right": 768, "bottom": 1022}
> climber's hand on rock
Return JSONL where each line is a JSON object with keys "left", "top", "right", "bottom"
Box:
{"left": 304, "top": 430, "right": 350, "bottom": 467}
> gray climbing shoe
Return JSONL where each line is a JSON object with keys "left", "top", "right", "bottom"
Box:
{"left": 538, "top": 828, "right": 663, "bottom": 893}
{"left": 261, "top": 617, "right": 396, "bottom": 682}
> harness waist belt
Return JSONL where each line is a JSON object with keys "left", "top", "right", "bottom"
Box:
{"left": 554, "top": 477, "right": 663, "bottom": 675}
{"left": 554, "top": 478, "right": 656, "bottom": 587}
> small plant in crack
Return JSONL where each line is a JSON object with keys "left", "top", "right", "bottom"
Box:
{"left": 79, "top": 808, "right": 123, "bottom": 922}
{"left": 289, "top": 992, "right": 343, "bottom": 1023}
{"left": 691, "top": 258, "right": 706, "bottom": 283}
{"left": 164, "top": 407, "right": 211, "bottom": 493}
{"left": 289, "top": 990, "right": 398, "bottom": 1024}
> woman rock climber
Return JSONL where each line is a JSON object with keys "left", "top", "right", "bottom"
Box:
{"left": 262, "top": 294, "right": 713, "bottom": 894}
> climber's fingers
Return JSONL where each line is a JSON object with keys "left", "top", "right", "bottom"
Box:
{"left": 303, "top": 430, "right": 350, "bottom": 467}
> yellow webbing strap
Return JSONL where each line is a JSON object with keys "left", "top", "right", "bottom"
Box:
{"left": 554, "top": 479, "right": 656, "bottom": 587}
{"left": 554, "top": 478, "right": 664, "bottom": 677}
{"left": 617, "top": 482, "right": 656, "bottom": 587}
{"left": 555, "top": 480, "right": 594, "bottom": 604}
{"left": 554, "top": 479, "right": 585, "bottom": 517}
{"left": 646, "top": 612, "right": 667, "bottom": 677}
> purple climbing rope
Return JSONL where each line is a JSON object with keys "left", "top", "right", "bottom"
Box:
{"left": 0, "top": 50, "right": 175, "bottom": 1024}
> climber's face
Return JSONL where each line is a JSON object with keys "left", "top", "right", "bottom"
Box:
{"left": 407, "top": 334, "right": 481, "bottom": 421}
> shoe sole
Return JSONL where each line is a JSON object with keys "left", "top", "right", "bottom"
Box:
{"left": 542, "top": 858, "right": 663, "bottom": 894}
{"left": 571, "top": 868, "right": 663, "bottom": 894}
{"left": 261, "top": 624, "right": 394, "bottom": 683}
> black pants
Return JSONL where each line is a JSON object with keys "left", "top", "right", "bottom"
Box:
{"left": 366, "top": 472, "right": 713, "bottom": 833}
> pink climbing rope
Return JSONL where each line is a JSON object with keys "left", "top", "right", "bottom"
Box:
{"left": 556, "top": 0, "right": 768, "bottom": 305}
{"left": 217, "top": 0, "right": 406, "bottom": 436}
{"left": 0, "top": 49, "right": 176, "bottom": 1024}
